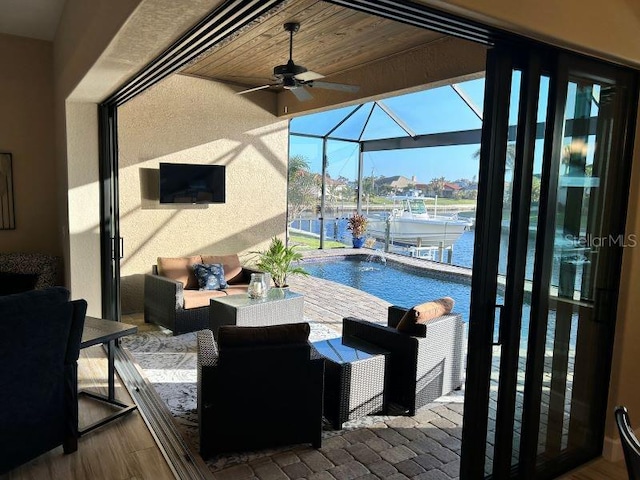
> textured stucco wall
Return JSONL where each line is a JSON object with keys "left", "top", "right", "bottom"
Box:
{"left": 55, "top": 0, "right": 223, "bottom": 308}
{"left": 0, "top": 34, "right": 58, "bottom": 255}
{"left": 65, "top": 102, "right": 102, "bottom": 316}
{"left": 117, "top": 74, "right": 286, "bottom": 313}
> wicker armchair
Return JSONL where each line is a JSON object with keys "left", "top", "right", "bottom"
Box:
{"left": 0, "top": 287, "right": 87, "bottom": 474}
{"left": 343, "top": 306, "right": 464, "bottom": 415}
{"left": 197, "top": 325, "right": 324, "bottom": 457}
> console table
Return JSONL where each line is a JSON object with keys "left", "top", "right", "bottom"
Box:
{"left": 209, "top": 289, "right": 304, "bottom": 340}
{"left": 79, "top": 316, "right": 137, "bottom": 435}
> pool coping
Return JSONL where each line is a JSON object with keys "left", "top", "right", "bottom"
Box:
{"left": 299, "top": 247, "right": 473, "bottom": 286}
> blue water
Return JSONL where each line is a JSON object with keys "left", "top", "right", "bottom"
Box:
{"left": 304, "top": 257, "right": 473, "bottom": 322}
{"left": 292, "top": 218, "right": 477, "bottom": 268}
{"left": 293, "top": 218, "right": 567, "bottom": 286}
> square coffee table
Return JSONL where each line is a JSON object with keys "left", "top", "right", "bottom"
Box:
{"left": 312, "top": 337, "right": 388, "bottom": 429}
{"left": 209, "top": 289, "right": 304, "bottom": 340}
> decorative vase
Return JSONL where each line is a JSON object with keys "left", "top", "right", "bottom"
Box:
{"left": 352, "top": 236, "right": 365, "bottom": 248}
{"left": 269, "top": 286, "right": 288, "bottom": 299}
{"left": 248, "top": 273, "right": 268, "bottom": 299}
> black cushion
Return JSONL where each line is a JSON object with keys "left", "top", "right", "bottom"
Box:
{"left": 218, "top": 323, "right": 310, "bottom": 349}
{"left": 0, "top": 272, "right": 39, "bottom": 295}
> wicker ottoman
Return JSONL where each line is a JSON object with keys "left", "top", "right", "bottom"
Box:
{"left": 312, "top": 337, "right": 388, "bottom": 429}
{"left": 208, "top": 289, "right": 304, "bottom": 340}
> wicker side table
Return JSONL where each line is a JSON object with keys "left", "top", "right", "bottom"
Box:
{"left": 312, "top": 337, "right": 388, "bottom": 429}
{"left": 209, "top": 289, "right": 304, "bottom": 340}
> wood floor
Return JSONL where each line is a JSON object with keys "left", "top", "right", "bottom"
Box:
{"left": 4, "top": 344, "right": 176, "bottom": 480}
{"left": 2, "top": 340, "right": 626, "bottom": 480}
{"left": 561, "top": 456, "right": 628, "bottom": 479}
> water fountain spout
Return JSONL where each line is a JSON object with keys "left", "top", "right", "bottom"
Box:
{"left": 365, "top": 250, "right": 387, "bottom": 266}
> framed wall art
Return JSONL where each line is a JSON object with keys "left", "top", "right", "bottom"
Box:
{"left": 0, "top": 153, "right": 15, "bottom": 230}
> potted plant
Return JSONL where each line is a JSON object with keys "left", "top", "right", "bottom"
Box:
{"left": 252, "top": 237, "right": 309, "bottom": 288}
{"left": 347, "top": 212, "right": 368, "bottom": 248}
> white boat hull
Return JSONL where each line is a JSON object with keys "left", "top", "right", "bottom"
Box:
{"left": 367, "top": 216, "right": 468, "bottom": 248}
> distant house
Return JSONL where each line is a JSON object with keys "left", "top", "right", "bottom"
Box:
{"left": 375, "top": 175, "right": 414, "bottom": 194}
{"left": 414, "top": 183, "right": 429, "bottom": 196}
{"left": 442, "top": 182, "right": 463, "bottom": 198}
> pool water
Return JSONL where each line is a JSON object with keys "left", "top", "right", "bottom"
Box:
{"left": 304, "top": 257, "right": 473, "bottom": 322}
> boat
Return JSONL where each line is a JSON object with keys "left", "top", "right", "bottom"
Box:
{"left": 367, "top": 196, "right": 472, "bottom": 248}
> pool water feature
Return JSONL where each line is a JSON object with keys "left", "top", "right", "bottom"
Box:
{"left": 304, "top": 256, "right": 472, "bottom": 322}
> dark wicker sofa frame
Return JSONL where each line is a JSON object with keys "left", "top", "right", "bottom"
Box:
{"left": 197, "top": 329, "right": 324, "bottom": 457}
{"left": 343, "top": 305, "right": 464, "bottom": 415}
{"left": 144, "top": 265, "right": 257, "bottom": 335}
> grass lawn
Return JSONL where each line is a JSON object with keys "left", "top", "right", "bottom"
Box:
{"left": 289, "top": 234, "right": 346, "bottom": 250}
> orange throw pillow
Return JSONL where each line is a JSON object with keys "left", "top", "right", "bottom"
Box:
{"left": 396, "top": 297, "right": 455, "bottom": 334}
{"left": 157, "top": 256, "right": 202, "bottom": 289}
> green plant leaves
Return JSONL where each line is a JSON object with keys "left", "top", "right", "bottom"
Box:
{"left": 251, "top": 237, "right": 309, "bottom": 287}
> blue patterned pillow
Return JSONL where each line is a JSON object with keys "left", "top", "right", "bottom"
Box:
{"left": 192, "top": 263, "right": 228, "bottom": 291}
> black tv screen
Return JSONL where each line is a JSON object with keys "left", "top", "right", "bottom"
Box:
{"left": 159, "top": 163, "right": 225, "bottom": 204}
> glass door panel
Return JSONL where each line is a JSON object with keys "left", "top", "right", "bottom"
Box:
{"left": 462, "top": 46, "right": 637, "bottom": 479}
{"left": 484, "top": 69, "right": 521, "bottom": 474}
{"left": 526, "top": 64, "right": 636, "bottom": 477}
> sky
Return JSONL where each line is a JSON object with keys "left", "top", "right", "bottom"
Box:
{"left": 289, "top": 78, "right": 487, "bottom": 183}
{"left": 287, "top": 73, "right": 594, "bottom": 184}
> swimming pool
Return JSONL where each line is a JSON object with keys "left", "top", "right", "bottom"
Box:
{"left": 304, "top": 256, "right": 473, "bottom": 322}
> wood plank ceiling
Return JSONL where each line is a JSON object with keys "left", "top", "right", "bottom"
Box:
{"left": 181, "top": 0, "right": 446, "bottom": 90}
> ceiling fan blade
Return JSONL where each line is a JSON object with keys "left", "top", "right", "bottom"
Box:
{"left": 290, "top": 87, "right": 313, "bottom": 102}
{"left": 236, "top": 84, "right": 276, "bottom": 95}
{"left": 295, "top": 70, "right": 324, "bottom": 82}
{"left": 309, "top": 81, "right": 359, "bottom": 93}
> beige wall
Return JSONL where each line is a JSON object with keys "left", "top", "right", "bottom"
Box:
{"left": 65, "top": 102, "right": 102, "bottom": 315}
{"left": 117, "top": 75, "right": 287, "bottom": 313}
{"left": 605, "top": 106, "right": 640, "bottom": 457}
{"left": 0, "top": 34, "right": 58, "bottom": 255}
{"left": 421, "top": 0, "right": 640, "bottom": 68}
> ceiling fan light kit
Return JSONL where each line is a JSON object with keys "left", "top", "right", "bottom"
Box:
{"left": 236, "top": 22, "right": 359, "bottom": 101}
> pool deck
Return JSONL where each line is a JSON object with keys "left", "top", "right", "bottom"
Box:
{"left": 128, "top": 248, "right": 573, "bottom": 479}
{"left": 205, "top": 248, "right": 470, "bottom": 479}
{"left": 290, "top": 247, "right": 472, "bottom": 333}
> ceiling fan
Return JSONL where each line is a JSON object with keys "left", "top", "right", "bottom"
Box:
{"left": 236, "top": 22, "right": 360, "bottom": 101}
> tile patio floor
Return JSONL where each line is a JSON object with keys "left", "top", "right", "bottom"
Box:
{"left": 208, "top": 249, "right": 468, "bottom": 480}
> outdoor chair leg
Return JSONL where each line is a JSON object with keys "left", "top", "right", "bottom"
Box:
{"left": 63, "top": 435, "right": 78, "bottom": 454}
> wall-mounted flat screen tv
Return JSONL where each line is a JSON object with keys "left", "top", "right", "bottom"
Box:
{"left": 159, "top": 163, "right": 225, "bottom": 204}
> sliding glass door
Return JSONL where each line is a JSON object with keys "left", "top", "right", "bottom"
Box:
{"left": 462, "top": 46, "right": 638, "bottom": 479}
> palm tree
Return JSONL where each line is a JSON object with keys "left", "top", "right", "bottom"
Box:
{"left": 287, "top": 155, "right": 320, "bottom": 222}
{"left": 473, "top": 142, "right": 516, "bottom": 170}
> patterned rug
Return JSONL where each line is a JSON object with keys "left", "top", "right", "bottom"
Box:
{"left": 121, "top": 321, "right": 356, "bottom": 471}
{"left": 122, "top": 320, "right": 466, "bottom": 478}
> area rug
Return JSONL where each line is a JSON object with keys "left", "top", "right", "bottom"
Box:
{"left": 121, "top": 320, "right": 465, "bottom": 474}
{"left": 121, "top": 321, "right": 355, "bottom": 471}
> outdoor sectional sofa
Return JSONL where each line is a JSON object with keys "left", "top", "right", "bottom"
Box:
{"left": 144, "top": 254, "right": 257, "bottom": 335}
